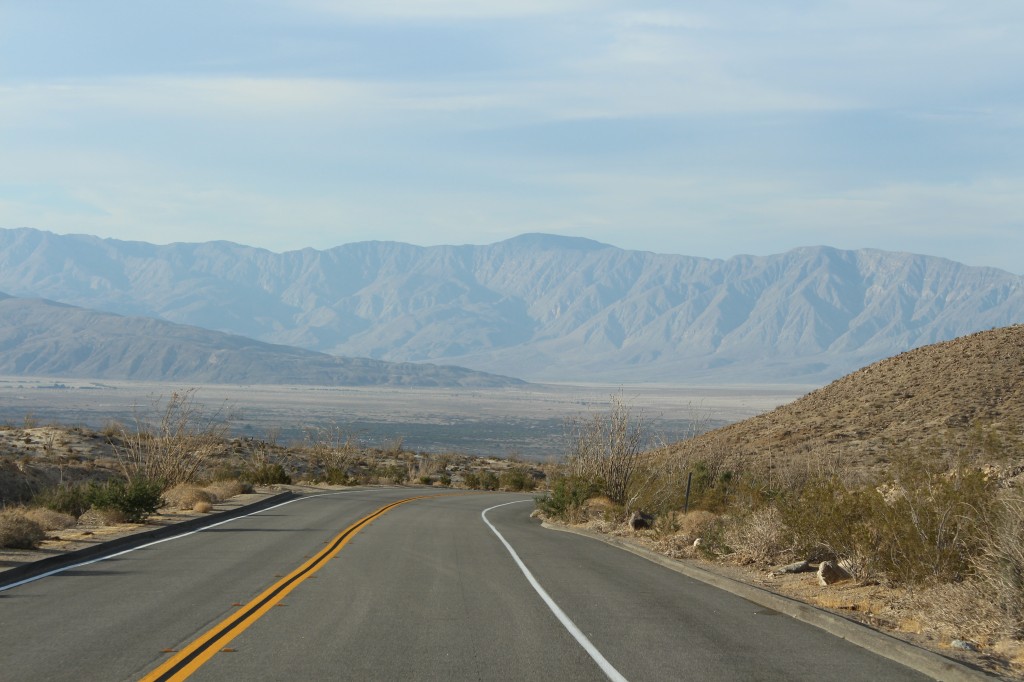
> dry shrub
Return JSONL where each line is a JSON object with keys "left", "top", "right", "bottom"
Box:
{"left": 973, "top": 492, "right": 1024, "bottom": 638}
{"left": 727, "top": 506, "right": 791, "bottom": 565}
{"left": 0, "top": 508, "right": 46, "bottom": 548}
{"left": 193, "top": 500, "right": 213, "bottom": 513}
{"left": 24, "top": 507, "right": 77, "bottom": 531}
{"left": 565, "top": 394, "right": 647, "bottom": 506}
{"left": 583, "top": 495, "right": 619, "bottom": 520}
{"left": 115, "top": 389, "right": 230, "bottom": 486}
{"left": 162, "top": 484, "right": 214, "bottom": 511}
{"left": 677, "top": 510, "right": 720, "bottom": 539}
{"left": 203, "top": 479, "right": 250, "bottom": 502}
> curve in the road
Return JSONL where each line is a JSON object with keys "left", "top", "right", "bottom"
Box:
{"left": 483, "top": 500, "right": 628, "bottom": 682}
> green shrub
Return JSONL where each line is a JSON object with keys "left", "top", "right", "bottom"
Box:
{"left": 499, "top": 467, "right": 536, "bottom": 492}
{"left": 779, "top": 460, "right": 994, "bottom": 584}
{"left": 323, "top": 467, "right": 353, "bottom": 485}
{"left": 35, "top": 484, "right": 92, "bottom": 518}
{"left": 462, "top": 472, "right": 481, "bottom": 489}
{"left": 535, "top": 475, "right": 603, "bottom": 521}
{"left": 242, "top": 463, "right": 292, "bottom": 486}
{"left": 371, "top": 464, "right": 406, "bottom": 485}
{"left": 418, "top": 475, "right": 434, "bottom": 485}
{"left": 480, "top": 471, "right": 500, "bottom": 491}
{"left": 85, "top": 478, "right": 165, "bottom": 523}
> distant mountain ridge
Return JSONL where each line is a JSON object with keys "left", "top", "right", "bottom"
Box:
{"left": 1, "top": 227, "right": 1022, "bottom": 383}
{"left": 0, "top": 294, "right": 523, "bottom": 387}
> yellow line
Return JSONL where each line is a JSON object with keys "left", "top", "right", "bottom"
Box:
{"left": 139, "top": 494, "right": 434, "bottom": 682}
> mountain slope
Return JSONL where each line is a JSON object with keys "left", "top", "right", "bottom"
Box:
{"left": 0, "top": 295, "right": 524, "bottom": 387}
{"left": 665, "top": 325, "right": 1024, "bottom": 476}
{"left": 1, "top": 228, "right": 1021, "bottom": 383}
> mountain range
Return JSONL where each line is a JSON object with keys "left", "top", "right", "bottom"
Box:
{"left": 0, "top": 293, "right": 522, "bottom": 387}
{"left": 1, "top": 227, "right": 1022, "bottom": 384}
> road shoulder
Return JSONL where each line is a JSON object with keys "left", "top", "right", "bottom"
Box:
{"left": 543, "top": 520, "right": 998, "bottom": 682}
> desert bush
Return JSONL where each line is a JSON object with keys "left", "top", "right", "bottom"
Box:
{"left": 499, "top": 467, "right": 536, "bottom": 492}
{"left": 780, "top": 453, "right": 995, "bottom": 584}
{"left": 0, "top": 508, "right": 46, "bottom": 548}
{"left": 973, "top": 492, "right": 1024, "bottom": 637}
{"left": 193, "top": 500, "right": 213, "bottom": 513}
{"left": 242, "top": 463, "right": 292, "bottom": 486}
{"left": 162, "top": 484, "right": 214, "bottom": 511}
{"left": 86, "top": 478, "right": 164, "bottom": 523}
{"left": 321, "top": 467, "right": 357, "bottom": 485}
{"left": 203, "top": 479, "right": 251, "bottom": 501}
{"left": 372, "top": 464, "right": 406, "bottom": 485}
{"left": 35, "top": 484, "right": 92, "bottom": 518}
{"left": 437, "top": 472, "right": 452, "bottom": 487}
{"left": 479, "top": 471, "right": 500, "bottom": 491}
{"left": 462, "top": 471, "right": 481, "bottom": 489}
{"left": 726, "top": 506, "right": 791, "bottom": 565}
{"left": 417, "top": 475, "right": 434, "bottom": 485}
{"left": 23, "top": 507, "right": 76, "bottom": 531}
{"left": 535, "top": 474, "right": 603, "bottom": 522}
{"left": 565, "top": 394, "right": 648, "bottom": 507}
{"left": 114, "top": 389, "right": 230, "bottom": 486}
{"left": 778, "top": 477, "right": 871, "bottom": 565}
{"left": 870, "top": 459, "right": 992, "bottom": 584}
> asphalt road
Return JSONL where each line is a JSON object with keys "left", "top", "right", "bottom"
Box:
{"left": 0, "top": 488, "right": 934, "bottom": 681}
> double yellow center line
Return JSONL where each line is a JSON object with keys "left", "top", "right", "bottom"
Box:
{"left": 140, "top": 494, "right": 431, "bottom": 681}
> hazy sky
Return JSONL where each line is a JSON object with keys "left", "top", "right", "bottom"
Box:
{"left": 1, "top": 1, "right": 1022, "bottom": 272}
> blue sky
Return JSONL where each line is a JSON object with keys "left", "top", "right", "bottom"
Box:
{"left": 1, "top": 1, "right": 1022, "bottom": 272}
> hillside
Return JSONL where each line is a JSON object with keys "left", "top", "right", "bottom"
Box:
{"left": 1, "top": 228, "right": 1022, "bottom": 383}
{"left": 666, "top": 325, "right": 1024, "bottom": 478}
{"left": 0, "top": 295, "right": 524, "bottom": 388}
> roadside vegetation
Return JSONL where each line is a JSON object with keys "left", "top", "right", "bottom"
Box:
{"left": 536, "top": 396, "right": 1024, "bottom": 670}
{"left": 0, "top": 389, "right": 550, "bottom": 551}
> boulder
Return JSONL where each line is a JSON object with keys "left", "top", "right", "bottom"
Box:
{"left": 628, "top": 511, "right": 655, "bottom": 530}
{"left": 773, "top": 560, "right": 812, "bottom": 575}
{"left": 817, "top": 560, "right": 852, "bottom": 586}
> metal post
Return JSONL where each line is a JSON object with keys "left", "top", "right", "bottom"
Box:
{"left": 683, "top": 471, "right": 692, "bottom": 514}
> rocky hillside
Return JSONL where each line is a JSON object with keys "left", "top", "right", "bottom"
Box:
{"left": 0, "top": 295, "right": 524, "bottom": 388}
{"left": 666, "top": 325, "right": 1024, "bottom": 478}
{"left": 1, "top": 228, "right": 1021, "bottom": 383}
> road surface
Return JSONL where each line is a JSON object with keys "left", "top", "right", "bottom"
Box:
{"left": 0, "top": 488, "right": 933, "bottom": 681}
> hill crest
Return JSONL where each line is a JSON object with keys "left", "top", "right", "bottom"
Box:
{"left": 667, "top": 325, "right": 1024, "bottom": 477}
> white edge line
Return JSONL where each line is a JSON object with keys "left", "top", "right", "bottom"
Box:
{"left": 0, "top": 488, "right": 386, "bottom": 592}
{"left": 482, "top": 499, "right": 629, "bottom": 682}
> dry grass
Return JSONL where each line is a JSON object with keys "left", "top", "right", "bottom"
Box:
{"left": 192, "top": 500, "right": 213, "bottom": 513}
{"left": 203, "top": 479, "right": 250, "bottom": 502}
{"left": 162, "top": 484, "right": 214, "bottom": 511}
{"left": 0, "top": 508, "right": 46, "bottom": 548}
{"left": 23, "top": 506, "right": 77, "bottom": 531}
